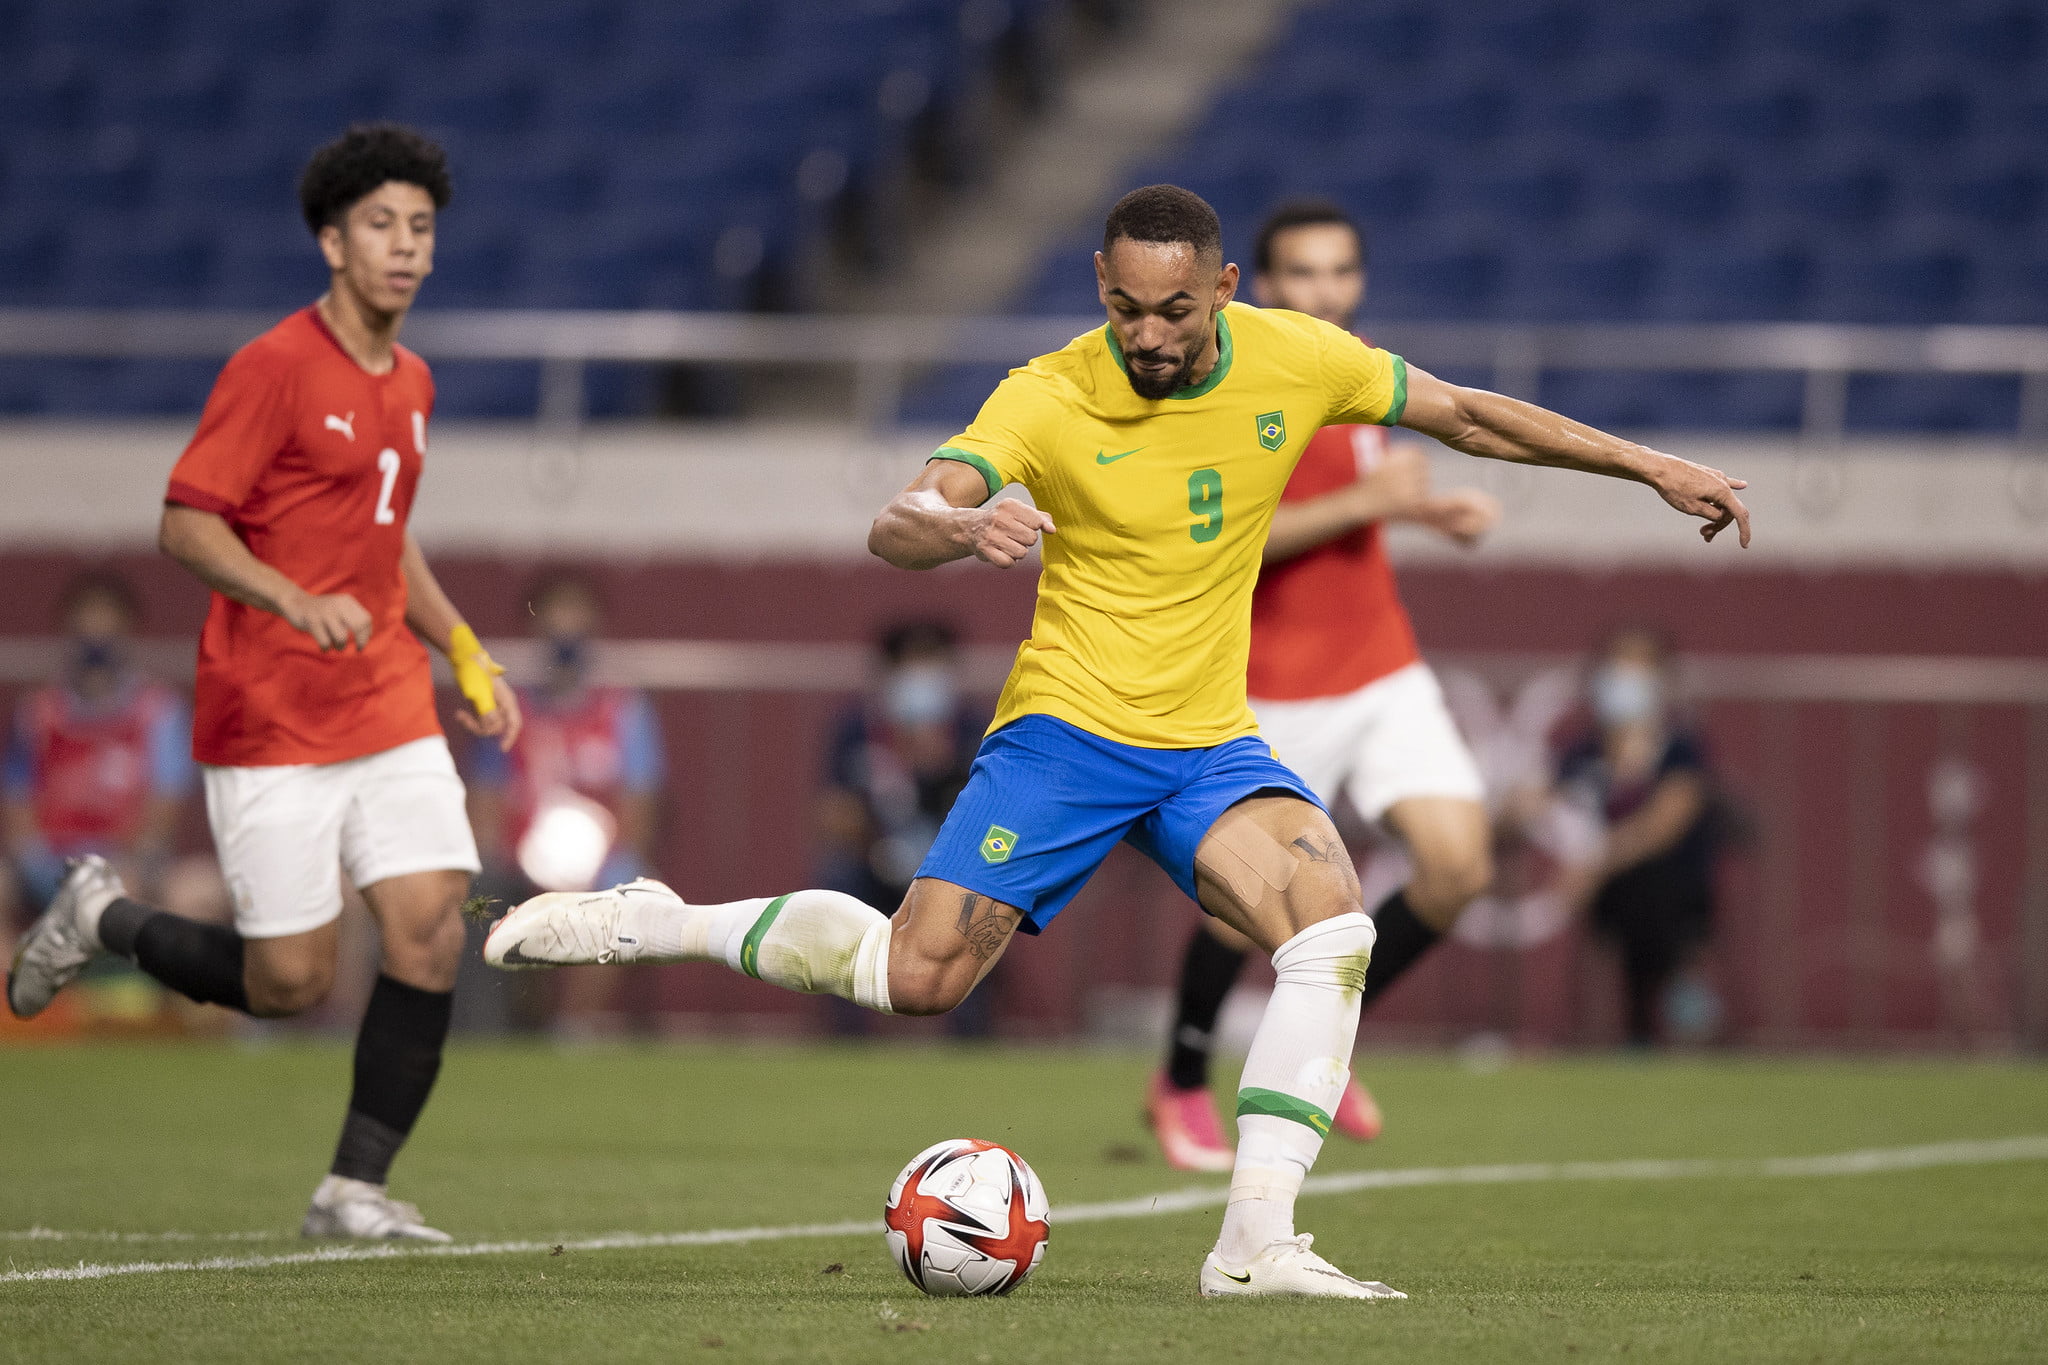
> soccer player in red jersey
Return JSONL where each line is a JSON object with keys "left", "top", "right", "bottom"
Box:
{"left": 1147, "top": 200, "right": 1504, "bottom": 1170}
{"left": 8, "top": 125, "right": 521, "bottom": 1241}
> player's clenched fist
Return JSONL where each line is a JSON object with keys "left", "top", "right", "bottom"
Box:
{"left": 967, "top": 498, "right": 1057, "bottom": 568}
{"left": 285, "top": 590, "right": 374, "bottom": 651}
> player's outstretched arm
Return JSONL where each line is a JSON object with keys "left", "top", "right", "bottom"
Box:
{"left": 1397, "top": 367, "right": 1752, "bottom": 547}
{"left": 400, "top": 534, "right": 521, "bottom": 751}
{"left": 159, "top": 504, "right": 374, "bottom": 649}
{"left": 868, "top": 460, "right": 1055, "bottom": 571}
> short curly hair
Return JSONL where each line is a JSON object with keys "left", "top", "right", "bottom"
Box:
{"left": 298, "top": 123, "right": 452, "bottom": 236}
{"left": 1103, "top": 184, "right": 1222, "bottom": 260}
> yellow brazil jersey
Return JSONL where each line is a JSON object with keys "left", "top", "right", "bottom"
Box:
{"left": 932, "top": 300, "right": 1408, "bottom": 749}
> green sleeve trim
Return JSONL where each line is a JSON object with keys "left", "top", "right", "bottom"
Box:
{"left": 1237, "top": 1086, "right": 1333, "bottom": 1136}
{"left": 928, "top": 447, "right": 1003, "bottom": 503}
{"left": 1376, "top": 354, "right": 1409, "bottom": 427}
{"left": 738, "top": 894, "right": 791, "bottom": 980}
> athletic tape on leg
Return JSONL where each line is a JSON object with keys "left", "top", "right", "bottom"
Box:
{"left": 1196, "top": 818, "right": 1299, "bottom": 908}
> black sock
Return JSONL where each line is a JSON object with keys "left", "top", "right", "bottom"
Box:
{"left": 1165, "top": 927, "right": 1248, "bottom": 1090}
{"left": 330, "top": 974, "right": 454, "bottom": 1185}
{"left": 124, "top": 907, "right": 250, "bottom": 1014}
{"left": 95, "top": 897, "right": 156, "bottom": 958}
{"left": 1358, "top": 889, "right": 1442, "bottom": 1013}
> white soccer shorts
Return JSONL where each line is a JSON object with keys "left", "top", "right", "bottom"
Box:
{"left": 202, "top": 735, "right": 481, "bottom": 939}
{"left": 1251, "top": 661, "right": 1485, "bottom": 823}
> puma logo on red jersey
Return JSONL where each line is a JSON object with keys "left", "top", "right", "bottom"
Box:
{"left": 323, "top": 412, "right": 356, "bottom": 442}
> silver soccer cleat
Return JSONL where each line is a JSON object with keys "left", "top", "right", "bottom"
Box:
{"left": 7, "top": 855, "right": 123, "bottom": 1019}
{"left": 301, "top": 1175, "right": 452, "bottom": 1243}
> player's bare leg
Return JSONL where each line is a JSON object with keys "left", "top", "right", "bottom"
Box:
{"left": 486, "top": 874, "right": 1018, "bottom": 1019}
{"left": 1383, "top": 796, "right": 1492, "bottom": 931}
{"left": 1192, "top": 795, "right": 1404, "bottom": 1300}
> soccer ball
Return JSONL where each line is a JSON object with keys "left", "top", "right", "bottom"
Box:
{"left": 883, "top": 1138, "right": 1050, "bottom": 1296}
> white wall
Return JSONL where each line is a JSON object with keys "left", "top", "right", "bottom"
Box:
{"left": 3, "top": 419, "right": 2046, "bottom": 568}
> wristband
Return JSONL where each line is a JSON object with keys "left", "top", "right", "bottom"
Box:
{"left": 448, "top": 623, "right": 505, "bottom": 715}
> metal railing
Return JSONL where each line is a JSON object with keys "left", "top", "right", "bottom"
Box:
{"left": 3, "top": 309, "right": 2046, "bottom": 439}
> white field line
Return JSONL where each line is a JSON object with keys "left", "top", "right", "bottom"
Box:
{"left": 5, "top": 1134, "right": 2044, "bottom": 1286}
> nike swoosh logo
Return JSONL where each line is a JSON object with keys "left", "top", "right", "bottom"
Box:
{"left": 1095, "top": 447, "right": 1144, "bottom": 464}
{"left": 1217, "top": 1268, "right": 1252, "bottom": 1284}
{"left": 496, "top": 942, "right": 551, "bottom": 966}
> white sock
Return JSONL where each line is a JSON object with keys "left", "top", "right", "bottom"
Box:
{"left": 627, "top": 889, "right": 893, "bottom": 1014}
{"left": 1215, "top": 912, "right": 1375, "bottom": 1266}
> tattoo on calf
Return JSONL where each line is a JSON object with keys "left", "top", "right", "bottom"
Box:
{"left": 955, "top": 894, "right": 1018, "bottom": 962}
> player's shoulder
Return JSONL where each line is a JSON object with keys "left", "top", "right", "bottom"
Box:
{"left": 1227, "top": 300, "right": 1356, "bottom": 355}
{"left": 393, "top": 341, "right": 432, "bottom": 383}
{"left": 220, "top": 310, "right": 305, "bottom": 372}
{"left": 1016, "top": 324, "right": 1111, "bottom": 394}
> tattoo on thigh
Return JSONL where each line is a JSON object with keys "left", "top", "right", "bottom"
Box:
{"left": 954, "top": 894, "right": 1018, "bottom": 962}
{"left": 1290, "top": 834, "right": 1346, "bottom": 864}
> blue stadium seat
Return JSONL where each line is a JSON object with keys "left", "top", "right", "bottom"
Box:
{"left": 1659, "top": 246, "right": 1815, "bottom": 321}
{"left": 93, "top": 55, "right": 244, "bottom": 135}
{"left": 1818, "top": 249, "right": 1974, "bottom": 324}
{"left": 0, "top": 50, "right": 99, "bottom": 136}
{"left": 1370, "top": 245, "right": 1506, "bottom": 320}
{"left": 0, "top": 218, "right": 71, "bottom": 305}
{"left": 63, "top": 225, "right": 216, "bottom": 306}
{"left": 1594, "top": 4, "right": 1743, "bottom": 71}
{"left": 1845, "top": 373, "right": 2021, "bottom": 431}
{"left": 1965, "top": 252, "right": 2048, "bottom": 324}
{"left": 1503, "top": 246, "right": 1660, "bottom": 323}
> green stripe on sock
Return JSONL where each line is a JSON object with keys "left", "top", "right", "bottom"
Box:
{"left": 1237, "top": 1086, "right": 1333, "bottom": 1136}
{"left": 739, "top": 896, "right": 792, "bottom": 980}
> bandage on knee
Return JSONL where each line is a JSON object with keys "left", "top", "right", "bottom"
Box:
{"left": 1196, "top": 818, "right": 1299, "bottom": 908}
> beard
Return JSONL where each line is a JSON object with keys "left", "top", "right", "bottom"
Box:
{"left": 1123, "top": 336, "right": 1202, "bottom": 399}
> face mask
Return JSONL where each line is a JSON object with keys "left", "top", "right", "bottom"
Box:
{"left": 883, "top": 664, "right": 958, "bottom": 728}
{"left": 68, "top": 638, "right": 125, "bottom": 682}
{"left": 548, "top": 635, "right": 588, "bottom": 677}
{"left": 1591, "top": 664, "right": 1661, "bottom": 726}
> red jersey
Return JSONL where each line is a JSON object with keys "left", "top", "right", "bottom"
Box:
{"left": 165, "top": 306, "right": 440, "bottom": 766}
{"left": 1246, "top": 422, "right": 1423, "bottom": 701}
{"left": 11, "top": 681, "right": 186, "bottom": 850}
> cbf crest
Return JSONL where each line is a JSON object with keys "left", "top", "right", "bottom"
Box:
{"left": 1255, "top": 410, "right": 1287, "bottom": 451}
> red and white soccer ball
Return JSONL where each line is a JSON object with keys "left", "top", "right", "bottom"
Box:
{"left": 883, "top": 1138, "right": 1050, "bottom": 1297}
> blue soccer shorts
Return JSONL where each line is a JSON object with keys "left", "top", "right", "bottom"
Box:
{"left": 914, "top": 713, "right": 1323, "bottom": 934}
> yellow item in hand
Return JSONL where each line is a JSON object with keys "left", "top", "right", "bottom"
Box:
{"left": 449, "top": 623, "right": 505, "bottom": 715}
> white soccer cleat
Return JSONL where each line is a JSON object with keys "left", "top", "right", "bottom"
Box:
{"left": 7, "top": 855, "right": 123, "bottom": 1019}
{"left": 301, "top": 1175, "right": 453, "bottom": 1243}
{"left": 1199, "top": 1235, "right": 1407, "bottom": 1300}
{"left": 483, "top": 878, "right": 683, "bottom": 969}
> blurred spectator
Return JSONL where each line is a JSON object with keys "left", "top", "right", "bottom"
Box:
{"left": 816, "top": 621, "right": 987, "bottom": 1034}
{"left": 1553, "top": 626, "right": 1725, "bottom": 1048}
{"left": 467, "top": 572, "right": 665, "bottom": 1037}
{"left": 3, "top": 573, "right": 227, "bottom": 1024}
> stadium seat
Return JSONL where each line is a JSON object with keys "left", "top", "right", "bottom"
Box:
{"left": 1845, "top": 373, "right": 2021, "bottom": 432}
{"left": 1659, "top": 247, "right": 1815, "bottom": 321}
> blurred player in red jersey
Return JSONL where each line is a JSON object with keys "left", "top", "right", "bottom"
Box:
{"left": 2, "top": 575, "right": 219, "bottom": 927}
{"left": 467, "top": 572, "right": 666, "bottom": 1037}
{"left": 1148, "top": 201, "right": 1502, "bottom": 1170}
{"left": 7, "top": 125, "right": 521, "bottom": 1241}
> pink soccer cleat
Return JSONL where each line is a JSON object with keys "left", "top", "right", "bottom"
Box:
{"left": 1331, "top": 1075, "right": 1384, "bottom": 1142}
{"left": 1146, "top": 1073, "right": 1235, "bottom": 1172}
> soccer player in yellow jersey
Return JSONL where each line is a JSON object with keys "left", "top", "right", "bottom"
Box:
{"left": 488, "top": 185, "right": 1751, "bottom": 1299}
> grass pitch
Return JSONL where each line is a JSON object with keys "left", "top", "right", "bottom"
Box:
{"left": 2, "top": 1042, "right": 2044, "bottom": 1364}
